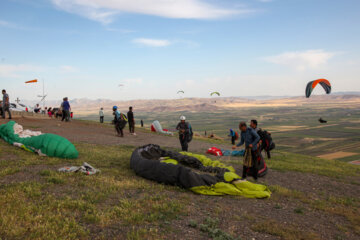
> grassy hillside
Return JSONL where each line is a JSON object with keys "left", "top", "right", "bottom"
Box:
{"left": 79, "top": 104, "right": 360, "bottom": 161}
{"left": 0, "top": 139, "right": 359, "bottom": 239}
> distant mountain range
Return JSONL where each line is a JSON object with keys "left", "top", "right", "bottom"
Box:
{"left": 19, "top": 92, "right": 360, "bottom": 114}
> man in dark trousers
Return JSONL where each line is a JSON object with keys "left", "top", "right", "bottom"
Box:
{"left": 62, "top": 97, "right": 71, "bottom": 122}
{"left": 113, "top": 106, "right": 127, "bottom": 137}
{"left": 2, "top": 89, "right": 11, "bottom": 119}
{"left": 233, "top": 122, "right": 260, "bottom": 180}
{"left": 176, "top": 116, "right": 191, "bottom": 151}
{"left": 127, "top": 106, "right": 135, "bottom": 135}
{"left": 140, "top": 119, "right": 144, "bottom": 127}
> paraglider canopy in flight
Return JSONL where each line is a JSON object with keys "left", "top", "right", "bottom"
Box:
{"left": 306, "top": 79, "right": 331, "bottom": 98}
{"left": 177, "top": 90, "right": 185, "bottom": 94}
{"left": 210, "top": 92, "right": 220, "bottom": 96}
{"left": 25, "top": 79, "right": 38, "bottom": 84}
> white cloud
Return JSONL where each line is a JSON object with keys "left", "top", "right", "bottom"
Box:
{"left": 132, "top": 38, "right": 171, "bottom": 47}
{"left": 0, "top": 64, "right": 44, "bottom": 78}
{"left": 60, "top": 65, "right": 77, "bottom": 73}
{"left": 263, "top": 49, "right": 339, "bottom": 71}
{"left": 51, "top": 0, "right": 250, "bottom": 24}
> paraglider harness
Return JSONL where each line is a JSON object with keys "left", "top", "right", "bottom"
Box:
{"left": 187, "top": 123, "right": 193, "bottom": 142}
{"left": 178, "top": 122, "right": 193, "bottom": 142}
{"left": 257, "top": 129, "right": 275, "bottom": 159}
{"left": 113, "top": 112, "right": 128, "bottom": 127}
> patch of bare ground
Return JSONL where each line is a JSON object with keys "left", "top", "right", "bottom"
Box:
{"left": 0, "top": 164, "right": 51, "bottom": 184}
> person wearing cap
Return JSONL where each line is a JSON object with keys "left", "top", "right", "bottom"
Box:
{"left": 113, "top": 106, "right": 127, "bottom": 137}
{"left": 176, "top": 116, "right": 191, "bottom": 151}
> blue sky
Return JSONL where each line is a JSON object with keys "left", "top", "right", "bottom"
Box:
{"left": 0, "top": 0, "right": 360, "bottom": 101}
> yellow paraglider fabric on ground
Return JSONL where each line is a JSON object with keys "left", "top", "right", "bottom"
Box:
{"left": 191, "top": 180, "right": 271, "bottom": 198}
{"left": 180, "top": 152, "right": 236, "bottom": 172}
{"left": 160, "top": 158, "right": 179, "bottom": 165}
{"left": 181, "top": 152, "right": 271, "bottom": 198}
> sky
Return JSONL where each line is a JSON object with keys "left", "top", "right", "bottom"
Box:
{"left": 0, "top": 0, "right": 360, "bottom": 101}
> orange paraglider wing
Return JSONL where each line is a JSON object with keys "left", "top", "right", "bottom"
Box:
{"left": 306, "top": 78, "right": 331, "bottom": 98}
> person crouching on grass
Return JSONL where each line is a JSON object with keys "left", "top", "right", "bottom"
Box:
{"left": 232, "top": 122, "right": 260, "bottom": 181}
{"left": 113, "top": 106, "right": 127, "bottom": 137}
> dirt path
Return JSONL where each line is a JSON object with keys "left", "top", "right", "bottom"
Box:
{"left": 0, "top": 117, "right": 231, "bottom": 152}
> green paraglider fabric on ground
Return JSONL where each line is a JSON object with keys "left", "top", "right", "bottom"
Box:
{"left": 0, "top": 121, "right": 78, "bottom": 159}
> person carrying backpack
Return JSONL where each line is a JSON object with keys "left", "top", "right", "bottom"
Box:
{"left": 113, "top": 106, "right": 127, "bottom": 137}
{"left": 176, "top": 116, "right": 193, "bottom": 151}
{"left": 250, "top": 119, "right": 275, "bottom": 159}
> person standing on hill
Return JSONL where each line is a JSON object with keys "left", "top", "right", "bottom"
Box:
{"left": 99, "top": 108, "right": 104, "bottom": 123}
{"left": 113, "top": 106, "right": 127, "bottom": 137}
{"left": 233, "top": 122, "right": 260, "bottom": 180}
{"left": 62, "top": 97, "right": 71, "bottom": 122}
{"left": 140, "top": 119, "right": 144, "bottom": 127}
{"left": 127, "top": 106, "right": 136, "bottom": 135}
{"left": 176, "top": 116, "right": 191, "bottom": 151}
{"left": 60, "top": 98, "right": 66, "bottom": 121}
{"left": 2, "top": 89, "right": 11, "bottom": 119}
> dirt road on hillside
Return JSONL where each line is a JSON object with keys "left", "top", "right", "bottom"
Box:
{"left": 0, "top": 117, "right": 231, "bottom": 152}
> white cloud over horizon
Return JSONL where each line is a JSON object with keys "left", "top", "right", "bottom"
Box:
{"left": 51, "top": 0, "right": 250, "bottom": 24}
{"left": 60, "top": 65, "right": 77, "bottom": 73}
{"left": 263, "top": 49, "right": 339, "bottom": 71}
{"left": 132, "top": 38, "right": 171, "bottom": 47}
{"left": 0, "top": 64, "right": 45, "bottom": 78}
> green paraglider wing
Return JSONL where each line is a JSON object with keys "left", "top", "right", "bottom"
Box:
{"left": 0, "top": 121, "right": 78, "bottom": 159}
{"left": 210, "top": 91, "right": 220, "bottom": 96}
{"left": 177, "top": 90, "right": 185, "bottom": 94}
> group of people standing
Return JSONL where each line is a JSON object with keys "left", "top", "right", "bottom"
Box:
{"left": 176, "top": 116, "right": 264, "bottom": 181}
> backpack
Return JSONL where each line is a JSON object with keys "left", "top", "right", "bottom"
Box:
{"left": 187, "top": 123, "right": 193, "bottom": 142}
{"left": 257, "top": 129, "right": 275, "bottom": 159}
{"left": 235, "top": 131, "right": 239, "bottom": 141}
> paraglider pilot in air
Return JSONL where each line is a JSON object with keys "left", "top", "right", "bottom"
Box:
{"left": 233, "top": 122, "right": 260, "bottom": 180}
{"left": 176, "top": 116, "right": 191, "bottom": 151}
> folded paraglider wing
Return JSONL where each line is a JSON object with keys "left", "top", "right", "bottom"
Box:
{"left": 130, "top": 144, "right": 271, "bottom": 198}
{"left": 151, "top": 120, "right": 173, "bottom": 135}
{"left": 0, "top": 121, "right": 78, "bottom": 158}
{"left": 306, "top": 79, "right": 331, "bottom": 98}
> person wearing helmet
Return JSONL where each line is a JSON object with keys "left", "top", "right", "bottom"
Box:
{"left": 176, "top": 116, "right": 192, "bottom": 151}
{"left": 113, "top": 106, "right": 127, "bottom": 137}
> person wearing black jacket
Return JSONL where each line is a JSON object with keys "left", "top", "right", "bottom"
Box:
{"left": 176, "top": 116, "right": 190, "bottom": 151}
{"left": 127, "top": 106, "right": 135, "bottom": 135}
